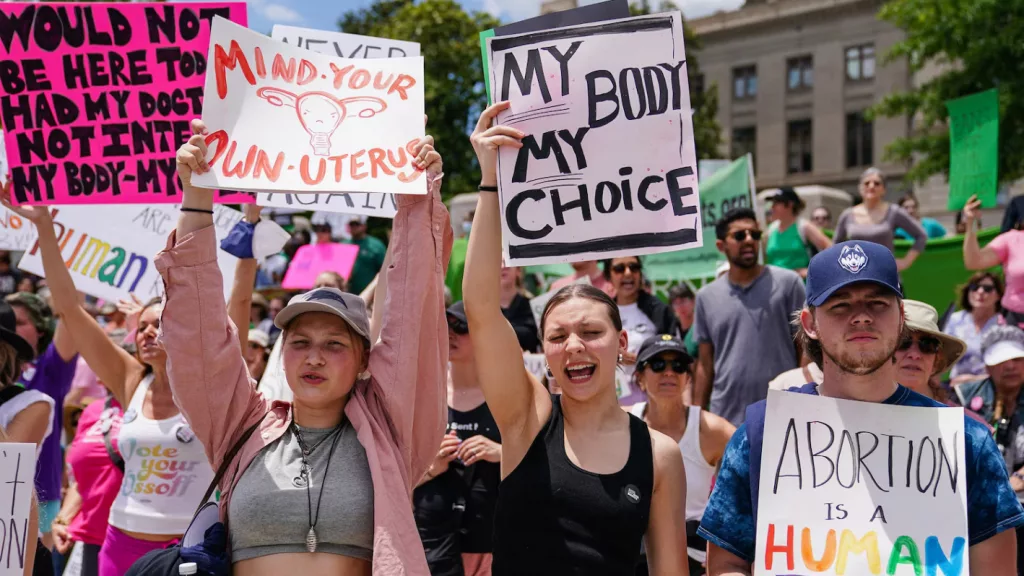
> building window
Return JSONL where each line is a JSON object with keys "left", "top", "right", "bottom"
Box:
{"left": 690, "top": 73, "right": 705, "bottom": 102}
{"left": 786, "top": 56, "right": 813, "bottom": 91}
{"left": 731, "top": 126, "right": 756, "bottom": 160}
{"left": 846, "top": 112, "right": 873, "bottom": 168}
{"left": 733, "top": 66, "right": 757, "bottom": 100}
{"left": 787, "top": 120, "right": 813, "bottom": 174}
{"left": 845, "top": 44, "right": 875, "bottom": 81}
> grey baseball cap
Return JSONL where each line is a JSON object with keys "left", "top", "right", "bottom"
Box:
{"left": 274, "top": 287, "right": 370, "bottom": 342}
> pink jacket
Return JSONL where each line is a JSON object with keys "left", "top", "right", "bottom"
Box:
{"left": 155, "top": 174, "right": 452, "bottom": 576}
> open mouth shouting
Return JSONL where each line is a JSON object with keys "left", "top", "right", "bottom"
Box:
{"left": 301, "top": 371, "right": 327, "bottom": 386}
{"left": 565, "top": 362, "right": 597, "bottom": 384}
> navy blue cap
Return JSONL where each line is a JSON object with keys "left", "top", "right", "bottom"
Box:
{"left": 805, "top": 241, "right": 902, "bottom": 307}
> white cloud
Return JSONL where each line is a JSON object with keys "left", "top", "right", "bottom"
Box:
{"left": 247, "top": 0, "right": 304, "bottom": 24}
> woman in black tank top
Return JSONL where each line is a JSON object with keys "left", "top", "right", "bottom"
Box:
{"left": 462, "top": 103, "right": 690, "bottom": 576}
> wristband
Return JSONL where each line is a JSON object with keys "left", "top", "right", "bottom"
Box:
{"left": 180, "top": 207, "right": 214, "bottom": 214}
{"left": 478, "top": 185, "right": 498, "bottom": 193}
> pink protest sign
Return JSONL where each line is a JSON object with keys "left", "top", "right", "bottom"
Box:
{"left": 0, "top": 2, "right": 251, "bottom": 205}
{"left": 282, "top": 243, "right": 360, "bottom": 290}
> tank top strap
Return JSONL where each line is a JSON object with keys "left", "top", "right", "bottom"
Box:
{"left": 545, "top": 394, "right": 567, "bottom": 457}
{"left": 629, "top": 402, "right": 647, "bottom": 418}
{"left": 625, "top": 410, "right": 653, "bottom": 476}
{"left": 680, "top": 406, "right": 707, "bottom": 464}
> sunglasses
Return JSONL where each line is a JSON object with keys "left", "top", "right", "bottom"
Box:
{"left": 612, "top": 262, "right": 642, "bottom": 274}
{"left": 730, "top": 230, "right": 763, "bottom": 242}
{"left": 447, "top": 317, "right": 469, "bottom": 335}
{"left": 969, "top": 283, "right": 997, "bottom": 294}
{"left": 646, "top": 357, "right": 690, "bottom": 374}
{"left": 898, "top": 335, "right": 941, "bottom": 355}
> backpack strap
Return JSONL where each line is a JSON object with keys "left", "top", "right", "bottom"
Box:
{"left": 102, "top": 394, "right": 125, "bottom": 474}
{"left": 195, "top": 420, "right": 263, "bottom": 515}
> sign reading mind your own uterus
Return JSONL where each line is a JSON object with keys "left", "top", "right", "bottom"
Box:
{"left": 191, "top": 17, "right": 427, "bottom": 195}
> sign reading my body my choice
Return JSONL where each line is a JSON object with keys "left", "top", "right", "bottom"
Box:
{"left": 486, "top": 13, "right": 702, "bottom": 266}
{"left": 757, "top": 391, "right": 969, "bottom": 576}
{"left": 0, "top": 2, "right": 249, "bottom": 205}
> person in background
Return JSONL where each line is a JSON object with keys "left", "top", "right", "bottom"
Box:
{"left": 245, "top": 329, "right": 271, "bottom": 383}
{"left": 250, "top": 293, "right": 269, "bottom": 329}
{"left": 945, "top": 271, "right": 1005, "bottom": 385}
{"left": 98, "top": 302, "right": 127, "bottom": 337}
{"left": 345, "top": 216, "right": 388, "bottom": 295}
{"left": 668, "top": 285, "right": 696, "bottom": 338}
{"left": 964, "top": 194, "right": 1024, "bottom": 328}
{"left": 550, "top": 260, "right": 616, "bottom": 297}
{"left": 0, "top": 251, "right": 23, "bottom": 298}
{"left": 763, "top": 187, "right": 832, "bottom": 278}
{"left": 833, "top": 167, "right": 927, "bottom": 270}
{"left": 414, "top": 302, "right": 502, "bottom": 576}
{"left": 692, "top": 208, "right": 805, "bottom": 425}
{"left": 895, "top": 300, "right": 967, "bottom": 403}
{"left": 7, "top": 292, "right": 79, "bottom": 548}
{"left": 260, "top": 230, "right": 311, "bottom": 288}
{"left": 17, "top": 276, "right": 37, "bottom": 294}
{"left": 1002, "top": 195, "right": 1024, "bottom": 234}
{"left": 626, "top": 335, "right": 736, "bottom": 576}
{"left": 257, "top": 296, "right": 286, "bottom": 344}
{"left": 810, "top": 205, "right": 832, "bottom": 230}
{"left": 315, "top": 270, "right": 347, "bottom": 292}
{"left": 312, "top": 221, "right": 334, "bottom": 245}
{"left": 499, "top": 265, "right": 541, "bottom": 353}
{"left": 896, "top": 192, "right": 947, "bottom": 239}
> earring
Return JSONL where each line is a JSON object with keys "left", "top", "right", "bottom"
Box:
{"left": 618, "top": 353, "right": 623, "bottom": 363}
{"left": 545, "top": 364, "right": 553, "bottom": 378}
{"left": 358, "top": 370, "right": 371, "bottom": 381}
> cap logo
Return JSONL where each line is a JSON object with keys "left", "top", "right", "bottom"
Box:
{"left": 838, "top": 244, "right": 869, "bottom": 274}
{"left": 661, "top": 334, "right": 673, "bottom": 341}
{"left": 309, "top": 289, "right": 348, "bottom": 308}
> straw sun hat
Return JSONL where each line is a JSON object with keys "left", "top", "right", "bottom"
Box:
{"left": 902, "top": 300, "right": 966, "bottom": 375}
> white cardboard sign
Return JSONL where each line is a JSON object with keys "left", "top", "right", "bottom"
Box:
{"left": 272, "top": 25, "right": 420, "bottom": 59}
{"left": 192, "top": 18, "right": 427, "bottom": 196}
{"left": 756, "top": 391, "right": 969, "bottom": 575}
{"left": 18, "top": 204, "right": 242, "bottom": 302}
{"left": 257, "top": 190, "right": 398, "bottom": 218}
{"left": 486, "top": 13, "right": 702, "bottom": 266}
{"left": 0, "top": 443, "right": 37, "bottom": 576}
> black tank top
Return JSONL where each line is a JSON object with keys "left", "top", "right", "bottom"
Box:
{"left": 492, "top": 395, "right": 653, "bottom": 575}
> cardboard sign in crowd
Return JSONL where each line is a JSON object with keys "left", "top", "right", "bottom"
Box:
{"left": 0, "top": 444, "right": 37, "bottom": 576}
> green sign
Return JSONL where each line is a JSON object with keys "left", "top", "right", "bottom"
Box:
{"left": 480, "top": 29, "right": 496, "bottom": 104}
{"left": 946, "top": 88, "right": 999, "bottom": 210}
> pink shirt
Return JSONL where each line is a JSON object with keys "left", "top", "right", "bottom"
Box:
{"left": 156, "top": 173, "right": 451, "bottom": 575}
{"left": 988, "top": 229, "right": 1024, "bottom": 313}
{"left": 66, "top": 397, "right": 124, "bottom": 545}
{"left": 70, "top": 357, "right": 106, "bottom": 402}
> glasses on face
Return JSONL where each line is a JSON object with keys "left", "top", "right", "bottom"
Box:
{"left": 447, "top": 317, "right": 469, "bottom": 335}
{"left": 898, "top": 335, "right": 941, "bottom": 355}
{"left": 730, "top": 230, "right": 763, "bottom": 242}
{"left": 647, "top": 357, "right": 690, "bottom": 374}
{"left": 863, "top": 180, "right": 883, "bottom": 188}
{"left": 970, "top": 283, "right": 997, "bottom": 294}
{"left": 612, "top": 262, "right": 642, "bottom": 274}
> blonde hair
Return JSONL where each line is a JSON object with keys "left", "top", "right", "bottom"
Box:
{"left": 0, "top": 340, "right": 21, "bottom": 388}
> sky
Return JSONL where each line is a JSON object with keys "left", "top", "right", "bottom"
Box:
{"left": 241, "top": 0, "right": 745, "bottom": 37}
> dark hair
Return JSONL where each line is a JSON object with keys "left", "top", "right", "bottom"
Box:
{"left": 601, "top": 256, "right": 642, "bottom": 281}
{"left": 777, "top": 187, "right": 807, "bottom": 215}
{"left": 540, "top": 284, "right": 622, "bottom": 336}
{"left": 898, "top": 193, "right": 918, "bottom": 209}
{"left": 6, "top": 292, "right": 54, "bottom": 355}
{"left": 668, "top": 284, "right": 695, "bottom": 302}
{"left": 715, "top": 207, "right": 758, "bottom": 241}
{"left": 960, "top": 272, "right": 1004, "bottom": 313}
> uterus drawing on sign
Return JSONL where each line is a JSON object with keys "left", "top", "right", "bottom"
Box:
{"left": 256, "top": 87, "right": 388, "bottom": 157}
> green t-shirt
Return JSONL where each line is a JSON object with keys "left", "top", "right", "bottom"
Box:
{"left": 345, "top": 235, "right": 387, "bottom": 294}
{"left": 765, "top": 220, "right": 810, "bottom": 271}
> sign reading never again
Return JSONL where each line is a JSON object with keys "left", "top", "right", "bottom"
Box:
{"left": 0, "top": 2, "right": 250, "bottom": 205}
{"left": 486, "top": 13, "right": 702, "bottom": 266}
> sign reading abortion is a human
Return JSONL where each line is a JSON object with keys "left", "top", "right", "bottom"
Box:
{"left": 486, "top": 13, "right": 702, "bottom": 266}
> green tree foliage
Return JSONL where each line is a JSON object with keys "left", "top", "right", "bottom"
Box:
{"left": 871, "top": 0, "right": 1024, "bottom": 184}
{"left": 630, "top": 1, "right": 723, "bottom": 159}
{"left": 339, "top": 0, "right": 499, "bottom": 201}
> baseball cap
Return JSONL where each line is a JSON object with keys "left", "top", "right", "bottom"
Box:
{"left": 0, "top": 300, "right": 33, "bottom": 362}
{"left": 248, "top": 329, "right": 270, "bottom": 349}
{"left": 274, "top": 287, "right": 370, "bottom": 342}
{"left": 982, "top": 325, "right": 1024, "bottom": 366}
{"left": 805, "top": 241, "right": 902, "bottom": 307}
{"left": 636, "top": 334, "right": 691, "bottom": 367}
{"left": 767, "top": 187, "right": 801, "bottom": 205}
{"left": 446, "top": 301, "right": 467, "bottom": 324}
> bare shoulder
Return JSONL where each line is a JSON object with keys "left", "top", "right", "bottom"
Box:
{"left": 648, "top": 428, "right": 685, "bottom": 476}
{"left": 701, "top": 410, "right": 737, "bottom": 437}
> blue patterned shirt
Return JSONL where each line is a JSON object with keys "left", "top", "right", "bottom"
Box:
{"left": 944, "top": 310, "right": 1004, "bottom": 379}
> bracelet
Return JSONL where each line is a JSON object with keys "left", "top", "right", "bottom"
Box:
{"left": 180, "top": 207, "right": 214, "bottom": 214}
{"left": 478, "top": 185, "right": 498, "bottom": 193}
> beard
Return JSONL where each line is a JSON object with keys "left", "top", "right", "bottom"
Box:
{"left": 820, "top": 331, "right": 900, "bottom": 376}
{"left": 728, "top": 250, "right": 759, "bottom": 269}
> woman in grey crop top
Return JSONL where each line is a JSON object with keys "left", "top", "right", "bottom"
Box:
{"left": 833, "top": 167, "right": 928, "bottom": 270}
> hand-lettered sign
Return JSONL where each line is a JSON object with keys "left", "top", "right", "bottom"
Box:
{"left": 281, "top": 242, "right": 360, "bottom": 290}
{"left": 0, "top": 2, "right": 250, "bottom": 205}
{"left": 273, "top": 25, "right": 420, "bottom": 60}
{"left": 18, "top": 203, "right": 242, "bottom": 301}
{"left": 191, "top": 18, "right": 427, "bottom": 196}
{"left": 0, "top": 443, "right": 37, "bottom": 576}
{"left": 486, "top": 13, "right": 702, "bottom": 266}
{"left": 257, "top": 190, "right": 398, "bottom": 218}
{"left": 756, "top": 391, "right": 969, "bottom": 575}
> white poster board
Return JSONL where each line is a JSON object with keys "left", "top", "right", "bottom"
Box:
{"left": 0, "top": 443, "right": 37, "bottom": 576}
{"left": 257, "top": 190, "right": 398, "bottom": 219}
{"left": 756, "top": 391, "right": 969, "bottom": 575}
{"left": 486, "top": 13, "right": 702, "bottom": 266}
{"left": 524, "top": 352, "right": 547, "bottom": 383}
{"left": 193, "top": 18, "right": 427, "bottom": 195}
{"left": 273, "top": 25, "right": 420, "bottom": 59}
{"left": 18, "top": 204, "right": 243, "bottom": 302}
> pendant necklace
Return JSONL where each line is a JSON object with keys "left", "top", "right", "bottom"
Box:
{"left": 292, "top": 421, "right": 344, "bottom": 553}
{"left": 292, "top": 424, "right": 339, "bottom": 485}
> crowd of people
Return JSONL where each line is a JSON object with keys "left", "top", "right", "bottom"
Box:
{"left": 1, "top": 101, "right": 1024, "bottom": 576}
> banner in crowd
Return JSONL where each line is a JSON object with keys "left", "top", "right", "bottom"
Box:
{"left": 486, "top": 13, "right": 702, "bottom": 266}
{"left": 946, "top": 88, "right": 999, "bottom": 211}
{"left": 273, "top": 25, "right": 420, "bottom": 59}
{"left": 523, "top": 352, "right": 546, "bottom": 383}
{"left": 756, "top": 391, "right": 968, "bottom": 575}
{"left": 281, "top": 242, "right": 359, "bottom": 289}
{"left": 192, "top": 18, "right": 427, "bottom": 196}
{"left": 0, "top": 2, "right": 250, "bottom": 205}
{"left": 257, "top": 190, "right": 398, "bottom": 218}
{"left": 18, "top": 203, "right": 242, "bottom": 301}
{"left": 0, "top": 443, "right": 37, "bottom": 576}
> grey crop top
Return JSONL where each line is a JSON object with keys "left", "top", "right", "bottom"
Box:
{"left": 229, "top": 421, "right": 374, "bottom": 562}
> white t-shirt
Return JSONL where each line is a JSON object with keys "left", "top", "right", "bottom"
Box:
{"left": 616, "top": 303, "right": 657, "bottom": 399}
{"left": 0, "top": 388, "right": 54, "bottom": 456}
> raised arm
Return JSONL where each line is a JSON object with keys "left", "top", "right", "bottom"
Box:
{"left": 156, "top": 119, "right": 267, "bottom": 472}
{"left": 802, "top": 220, "right": 832, "bottom": 251}
{"left": 463, "top": 102, "right": 552, "bottom": 465}
{"left": 365, "top": 135, "right": 452, "bottom": 484}
{"left": 963, "top": 195, "right": 1003, "bottom": 270}
{"left": 891, "top": 206, "right": 927, "bottom": 271}
{"left": 1, "top": 186, "right": 140, "bottom": 407}
{"left": 368, "top": 244, "right": 392, "bottom": 345}
{"left": 227, "top": 258, "right": 258, "bottom": 352}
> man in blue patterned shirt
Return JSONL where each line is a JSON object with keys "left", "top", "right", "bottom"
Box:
{"left": 698, "top": 241, "right": 1024, "bottom": 575}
